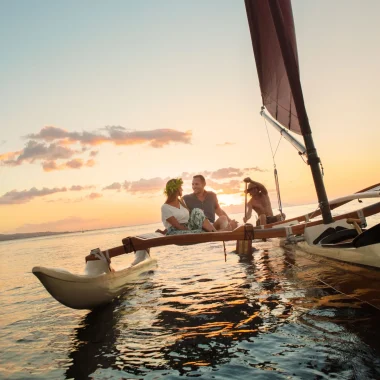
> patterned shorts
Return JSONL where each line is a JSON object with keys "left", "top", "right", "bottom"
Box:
{"left": 166, "top": 208, "right": 206, "bottom": 235}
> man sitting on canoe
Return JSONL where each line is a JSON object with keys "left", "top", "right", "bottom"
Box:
{"left": 160, "top": 178, "right": 217, "bottom": 235}
{"left": 183, "top": 175, "right": 238, "bottom": 231}
{"left": 243, "top": 177, "right": 285, "bottom": 226}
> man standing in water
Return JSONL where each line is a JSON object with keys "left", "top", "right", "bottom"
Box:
{"left": 243, "top": 177, "right": 285, "bottom": 226}
{"left": 183, "top": 175, "right": 238, "bottom": 231}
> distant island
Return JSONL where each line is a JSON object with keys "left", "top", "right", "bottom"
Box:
{"left": 0, "top": 231, "right": 74, "bottom": 242}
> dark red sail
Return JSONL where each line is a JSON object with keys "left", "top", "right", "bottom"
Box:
{"left": 245, "top": 0, "right": 304, "bottom": 135}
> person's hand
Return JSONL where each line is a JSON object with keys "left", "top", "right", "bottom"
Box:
{"left": 229, "top": 219, "right": 238, "bottom": 230}
{"left": 243, "top": 177, "right": 252, "bottom": 183}
{"left": 243, "top": 216, "right": 247, "bottom": 223}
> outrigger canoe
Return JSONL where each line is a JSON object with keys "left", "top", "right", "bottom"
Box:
{"left": 32, "top": 196, "right": 380, "bottom": 310}
{"left": 33, "top": 241, "right": 158, "bottom": 310}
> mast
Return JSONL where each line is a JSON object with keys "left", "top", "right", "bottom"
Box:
{"left": 267, "top": 1, "right": 333, "bottom": 224}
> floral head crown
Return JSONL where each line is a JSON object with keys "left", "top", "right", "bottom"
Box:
{"left": 164, "top": 178, "right": 183, "bottom": 196}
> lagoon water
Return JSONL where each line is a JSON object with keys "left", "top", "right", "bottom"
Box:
{"left": 1, "top": 201, "right": 380, "bottom": 379}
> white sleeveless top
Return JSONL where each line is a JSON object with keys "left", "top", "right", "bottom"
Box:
{"left": 161, "top": 203, "right": 189, "bottom": 229}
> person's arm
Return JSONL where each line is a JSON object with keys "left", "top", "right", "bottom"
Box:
{"left": 243, "top": 201, "right": 253, "bottom": 223}
{"left": 161, "top": 204, "right": 188, "bottom": 231}
{"left": 213, "top": 193, "right": 232, "bottom": 222}
{"left": 214, "top": 194, "right": 237, "bottom": 225}
{"left": 243, "top": 177, "right": 268, "bottom": 195}
{"left": 165, "top": 216, "right": 188, "bottom": 230}
{"left": 215, "top": 204, "right": 231, "bottom": 221}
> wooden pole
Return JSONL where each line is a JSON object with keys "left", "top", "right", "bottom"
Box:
{"left": 244, "top": 181, "right": 248, "bottom": 221}
{"left": 236, "top": 181, "right": 253, "bottom": 254}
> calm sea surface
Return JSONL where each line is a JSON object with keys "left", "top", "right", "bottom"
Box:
{"left": 1, "top": 201, "right": 380, "bottom": 379}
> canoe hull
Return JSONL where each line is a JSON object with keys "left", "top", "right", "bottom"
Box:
{"left": 33, "top": 251, "right": 157, "bottom": 309}
{"left": 297, "top": 241, "right": 380, "bottom": 269}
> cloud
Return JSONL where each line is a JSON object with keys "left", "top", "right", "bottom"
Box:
{"left": 42, "top": 158, "right": 96, "bottom": 172}
{"left": 1, "top": 126, "right": 192, "bottom": 171}
{"left": 69, "top": 185, "right": 95, "bottom": 191}
{"left": 102, "top": 178, "right": 167, "bottom": 195}
{"left": 100, "top": 166, "right": 266, "bottom": 197}
{"left": 87, "top": 192, "right": 102, "bottom": 200}
{"left": 106, "top": 127, "right": 192, "bottom": 148}
{"left": 45, "top": 197, "right": 83, "bottom": 203}
{"left": 26, "top": 125, "right": 192, "bottom": 148}
{"left": 210, "top": 167, "right": 244, "bottom": 179}
{"left": 1, "top": 141, "right": 81, "bottom": 169}
{"left": 86, "top": 159, "right": 95, "bottom": 167}
{"left": 244, "top": 166, "right": 267, "bottom": 173}
{"left": 0, "top": 187, "right": 67, "bottom": 205}
{"left": 179, "top": 167, "right": 265, "bottom": 182}
{"left": 0, "top": 150, "right": 23, "bottom": 165}
{"left": 128, "top": 177, "right": 168, "bottom": 194}
{"left": 102, "top": 181, "right": 130, "bottom": 191}
{"left": 26, "top": 126, "right": 69, "bottom": 141}
{"left": 66, "top": 158, "right": 84, "bottom": 169}
{"left": 103, "top": 182, "right": 122, "bottom": 191}
{"left": 0, "top": 185, "right": 97, "bottom": 204}
{"left": 18, "top": 141, "right": 78, "bottom": 162}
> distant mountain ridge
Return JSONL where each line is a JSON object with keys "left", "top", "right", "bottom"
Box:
{"left": 0, "top": 231, "right": 71, "bottom": 242}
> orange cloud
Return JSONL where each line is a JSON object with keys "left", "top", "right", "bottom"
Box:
{"left": 26, "top": 126, "right": 192, "bottom": 148}
{"left": 42, "top": 158, "right": 96, "bottom": 172}
{"left": 2, "top": 126, "right": 192, "bottom": 172}
{"left": 87, "top": 192, "right": 102, "bottom": 200}
{"left": 0, "top": 150, "right": 22, "bottom": 161}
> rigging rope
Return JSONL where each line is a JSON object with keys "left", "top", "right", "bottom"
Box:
{"left": 263, "top": 118, "right": 284, "bottom": 217}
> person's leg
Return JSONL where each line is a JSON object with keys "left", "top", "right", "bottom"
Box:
{"left": 229, "top": 220, "right": 238, "bottom": 230}
{"left": 213, "top": 215, "right": 228, "bottom": 231}
{"left": 258, "top": 214, "right": 266, "bottom": 225}
{"left": 202, "top": 218, "right": 216, "bottom": 232}
{"left": 188, "top": 208, "right": 216, "bottom": 232}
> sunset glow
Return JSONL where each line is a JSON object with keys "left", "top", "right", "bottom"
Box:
{"left": 1, "top": 0, "right": 379, "bottom": 234}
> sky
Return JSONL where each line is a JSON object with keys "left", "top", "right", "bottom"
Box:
{"left": 1, "top": 0, "right": 379, "bottom": 234}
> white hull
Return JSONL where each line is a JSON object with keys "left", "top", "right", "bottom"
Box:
{"left": 297, "top": 241, "right": 380, "bottom": 269}
{"left": 279, "top": 220, "right": 380, "bottom": 269}
{"left": 33, "top": 250, "right": 157, "bottom": 309}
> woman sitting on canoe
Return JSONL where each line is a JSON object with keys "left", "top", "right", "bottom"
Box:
{"left": 161, "top": 178, "right": 216, "bottom": 235}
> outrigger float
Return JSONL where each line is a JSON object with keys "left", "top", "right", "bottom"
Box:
{"left": 33, "top": 0, "right": 380, "bottom": 309}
